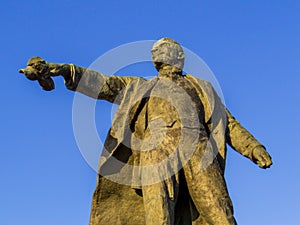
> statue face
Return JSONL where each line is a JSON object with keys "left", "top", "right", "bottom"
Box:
{"left": 151, "top": 38, "right": 185, "bottom": 71}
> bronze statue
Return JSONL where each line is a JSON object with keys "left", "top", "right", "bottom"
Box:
{"left": 20, "top": 38, "right": 272, "bottom": 225}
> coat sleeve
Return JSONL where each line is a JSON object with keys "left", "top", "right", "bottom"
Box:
{"left": 225, "top": 109, "right": 266, "bottom": 161}
{"left": 192, "top": 76, "right": 266, "bottom": 163}
{"left": 64, "top": 65, "right": 142, "bottom": 104}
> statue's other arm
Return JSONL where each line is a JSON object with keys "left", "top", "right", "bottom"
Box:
{"left": 225, "top": 109, "right": 272, "bottom": 169}
{"left": 192, "top": 77, "right": 272, "bottom": 169}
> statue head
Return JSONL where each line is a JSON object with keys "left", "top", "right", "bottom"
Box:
{"left": 151, "top": 38, "right": 185, "bottom": 72}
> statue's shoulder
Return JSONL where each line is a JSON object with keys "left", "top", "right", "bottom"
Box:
{"left": 120, "top": 75, "right": 147, "bottom": 84}
{"left": 185, "top": 74, "right": 213, "bottom": 91}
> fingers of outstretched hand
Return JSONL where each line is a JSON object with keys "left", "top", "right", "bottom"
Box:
{"left": 37, "top": 77, "right": 55, "bottom": 91}
{"left": 19, "top": 58, "right": 55, "bottom": 91}
{"left": 19, "top": 67, "right": 39, "bottom": 80}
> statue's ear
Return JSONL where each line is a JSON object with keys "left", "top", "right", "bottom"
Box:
{"left": 178, "top": 51, "right": 185, "bottom": 60}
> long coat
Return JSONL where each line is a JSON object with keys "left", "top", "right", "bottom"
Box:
{"left": 65, "top": 66, "right": 264, "bottom": 224}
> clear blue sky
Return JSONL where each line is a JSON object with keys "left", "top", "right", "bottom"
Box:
{"left": 1, "top": 1, "right": 300, "bottom": 224}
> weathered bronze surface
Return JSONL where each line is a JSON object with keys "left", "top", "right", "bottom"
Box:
{"left": 20, "top": 38, "right": 272, "bottom": 225}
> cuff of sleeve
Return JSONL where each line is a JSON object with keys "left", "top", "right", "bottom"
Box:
{"left": 64, "top": 64, "right": 78, "bottom": 90}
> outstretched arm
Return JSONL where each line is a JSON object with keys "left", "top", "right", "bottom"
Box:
{"left": 19, "top": 56, "right": 142, "bottom": 103}
{"left": 225, "top": 109, "right": 272, "bottom": 169}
